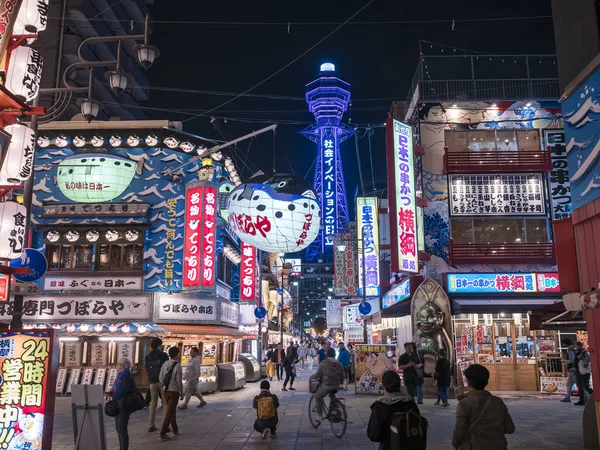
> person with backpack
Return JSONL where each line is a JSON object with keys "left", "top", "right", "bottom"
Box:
{"left": 367, "top": 370, "right": 424, "bottom": 450}
{"left": 110, "top": 357, "right": 135, "bottom": 450}
{"left": 560, "top": 338, "right": 578, "bottom": 403}
{"left": 452, "top": 364, "right": 515, "bottom": 450}
{"left": 433, "top": 348, "right": 451, "bottom": 408}
{"left": 575, "top": 341, "right": 593, "bottom": 405}
{"left": 253, "top": 380, "right": 280, "bottom": 439}
{"left": 178, "top": 347, "right": 207, "bottom": 409}
{"left": 145, "top": 338, "right": 168, "bottom": 432}
{"left": 158, "top": 346, "right": 183, "bottom": 442}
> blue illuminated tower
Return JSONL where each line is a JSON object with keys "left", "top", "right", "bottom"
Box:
{"left": 301, "top": 63, "right": 354, "bottom": 261}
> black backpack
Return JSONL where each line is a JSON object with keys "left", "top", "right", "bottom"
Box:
{"left": 389, "top": 411, "right": 427, "bottom": 450}
{"left": 145, "top": 352, "right": 166, "bottom": 383}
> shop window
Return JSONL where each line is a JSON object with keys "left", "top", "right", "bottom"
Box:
{"left": 525, "top": 219, "right": 548, "bottom": 243}
{"left": 217, "top": 253, "right": 233, "bottom": 286}
{"left": 445, "top": 131, "right": 469, "bottom": 152}
{"left": 496, "top": 130, "right": 517, "bottom": 151}
{"left": 516, "top": 130, "right": 540, "bottom": 151}
{"left": 447, "top": 130, "right": 541, "bottom": 152}
{"left": 451, "top": 218, "right": 546, "bottom": 244}
{"left": 450, "top": 218, "right": 473, "bottom": 244}
{"left": 466, "top": 130, "right": 496, "bottom": 152}
{"left": 98, "top": 244, "right": 143, "bottom": 271}
{"left": 47, "top": 245, "right": 93, "bottom": 271}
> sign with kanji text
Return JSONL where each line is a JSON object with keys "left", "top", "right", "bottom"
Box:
{"left": 333, "top": 232, "right": 358, "bottom": 296}
{"left": 156, "top": 297, "right": 217, "bottom": 322}
{"left": 357, "top": 197, "right": 380, "bottom": 297}
{"left": 63, "top": 342, "right": 82, "bottom": 367}
{"left": 0, "top": 330, "right": 56, "bottom": 450}
{"left": 105, "top": 367, "right": 117, "bottom": 394}
{"left": 322, "top": 129, "right": 338, "bottom": 246}
{"left": 41, "top": 203, "right": 150, "bottom": 217}
{"left": 220, "top": 301, "right": 239, "bottom": 326}
{"left": 326, "top": 299, "right": 342, "bottom": 328}
{"left": 354, "top": 344, "right": 397, "bottom": 395}
{"left": 117, "top": 342, "right": 133, "bottom": 361}
{"left": 545, "top": 130, "right": 572, "bottom": 221}
{"left": 240, "top": 242, "right": 257, "bottom": 301}
{"left": 0, "top": 274, "right": 8, "bottom": 301}
{"left": 90, "top": 342, "right": 107, "bottom": 367}
{"left": 201, "top": 186, "right": 217, "bottom": 287}
{"left": 447, "top": 273, "right": 561, "bottom": 294}
{"left": 390, "top": 120, "right": 418, "bottom": 273}
{"left": 43, "top": 275, "right": 142, "bottom": 291}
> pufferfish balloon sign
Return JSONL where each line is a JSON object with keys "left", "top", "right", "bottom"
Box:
{"left": 226, "top": 174, "right": 321, "bottom": 253}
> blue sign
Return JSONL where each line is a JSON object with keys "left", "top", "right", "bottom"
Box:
{"left": 254, "top": 306, "right": 267, "bottom": 319}
{"left": 447, "top": 273, "right": 561, "bottom": 294}
{"left": 358, "top": 301, "right": 372, "bottom": 315}
{"left": 9, "top": 248, "right": 47, "bottom": 282}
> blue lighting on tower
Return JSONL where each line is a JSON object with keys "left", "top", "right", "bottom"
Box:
{"left": 301, "top": 63, "right": 354, "bottom": 261}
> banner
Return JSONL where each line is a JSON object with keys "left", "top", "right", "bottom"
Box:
{"left": 354, "top": 344, "right": 397, "bottom": 395}
{"left": 544, "top": 130, "right": 572, "bottom": 220}
{"left": 240, "top": 242, "right": 256, "bottom": 301}
{"left": 357, "top": 197, "right": 380, "bottom": 297}
{"left": 326, "top": 299, "right": 342, "bottom": 328}
{"left": 333, "top": 232, "right": 358, "bottom": 296}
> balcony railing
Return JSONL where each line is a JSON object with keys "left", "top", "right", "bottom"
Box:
{"left": 449, "top": 242, "right": 556, "bottom": 265}
{"left": 444, "top": 149, "right": 552, "bottom": 173}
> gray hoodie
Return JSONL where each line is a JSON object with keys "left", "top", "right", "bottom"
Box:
{"left": 159, "top": 359, "right": 183, "bottom": 394}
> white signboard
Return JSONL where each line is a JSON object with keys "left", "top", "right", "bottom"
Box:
{"left": 44, "top": 275, "right": 143, "bottom": 291}
{"left": 90, "top": 342, "right": 108, "bottom": 367}
{"left": 64, "top": 342, "right": 82, "bottom": 367}
{"left": 94, "top": 368, "right": 107, "bottom": 388}
{"left": 0, "top": 295, "right": 151, "bottom": 322}
{"left": 105, "top": 367, "right": 117, "bottom": 394}
{"left": 56, "top": 367, "right": 68, "bottom": 393}
{"left": 81, "top": 368, "right": 94, "bottom": 385}
{"left": 545, "top": 130, "right": 572, "bottom": 221}
{"left": 344, "top": 305, "right": 362, "bottom": 330}
{"left": 221, "top": 301, "right": 239, "bottom": 326}
{"left": 67, "top": 367, "right": 81, "bottom": 393}
{"left": 216, "top": 284, "right": 231, "bottom": 300}
{"left": 156, "top": 297, "right": 217, "bottom": 322}
{"left": 326, "top": 299, "right": 342, "bottom": 328}
{"left": 117, "top": 342, "right": 133, "bottom": 361}
{"left": 449, "top": 173, "right": 545, "bottom": 216}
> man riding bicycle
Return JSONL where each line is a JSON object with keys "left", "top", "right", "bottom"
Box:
{"left": 313, "top": 347, "right": 345, "bottom": 423}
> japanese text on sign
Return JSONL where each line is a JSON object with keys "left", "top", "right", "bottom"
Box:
{"left": 449, "top": 174, "right": 545, "bottom": 216}
{"left": 545, "top": 130, "right": 572, "bottom": 221}
{"left": 44, "top": 275, "right": 142, "bottom": 291}
{"left": 447, "top": 273, "right": 561, "bottom": 294}
{"left": 184, "top": 186, "right": 203, "bottom": 287}
{"left": 202, "top": 187, "right": 217, "bottom": 287}
{"left": 334, "top": 232, "right": 357, "bottom": 296}
{"left": 164, "top": 196, "right": 179, "bottom": 288}
{"left": 157, "top": 297, "right": 217, "bottom": 322}
{"left": 322, "top": 131, "right": 337, "bottom": 246}
{"left": 357, "top": 197, "right": 380, "bottom": 297}
{"left": 392, "top": 120, "right": 418, "bottom": 272}
{"left": 240, "top": 242, "right": 256, "bottom": 300}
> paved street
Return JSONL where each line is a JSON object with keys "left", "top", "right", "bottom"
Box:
{"left": 51, "top": 371, "right": 586, "bottom": 450}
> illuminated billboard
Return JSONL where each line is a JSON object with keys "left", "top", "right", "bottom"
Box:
{"left": 357, "top": 197, "right": 380, "bottom": 297}
{"left": 447, "top": 273, "right": 561, "bottom": 294}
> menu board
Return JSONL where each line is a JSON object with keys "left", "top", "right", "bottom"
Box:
{"left": 449, "top": 173, "right": 544, "bottom": 216}
{"left": 202, "top": 342, "right": 218, "bottom": 365}
{"left": 64, "top": 342, "right": 82, "bottom": 367}
{"left": 495, "top": 336, "right": 513, "bottom": 361}
{"left": 67, "top": 367, "right": 81, "bottom": 393}
{"left": 90, "top": 342, "right": 108, "bottom": 367}
{"left": 81, "top": 367, "right": 94, "bottom": 385}
{"left": 354, "top": 345, "right": 397, "bottom": 395}
{"left": 537, "top": 336, "right": 555, "bottom": 353}
{"left": 181, "top": 343, "right": 197, "bottom": 367}
{"left": 540, "top": 376, "right": 568, "bottom": 395}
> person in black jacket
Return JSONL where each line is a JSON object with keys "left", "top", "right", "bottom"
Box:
{"left": 367, "top": 370, "right": 420, "bottom": 450}
{"left": 253, "top": 380, "right": 280, "bottom": 439}
{"left": 272, "top": 343, "right": 286, "bottom": 381}
{"left": 145, "top": 338, "right": 168, "bottom": 432}
{"left": 434, "top": 348, "right": 451, "bottom": 408}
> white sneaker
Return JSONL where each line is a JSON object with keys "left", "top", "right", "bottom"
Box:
{"left": 261, "top": 429, "right": 270, "bottom": 439}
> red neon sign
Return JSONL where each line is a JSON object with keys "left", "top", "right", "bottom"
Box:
{"left": 240, "top": 242, "right": 256, "bottom": 300}
{"left": 201, "top": 187, "right": 217, "bottom": 287}
{"left": 183, "top": 186, "right": 203, "bottom": 287}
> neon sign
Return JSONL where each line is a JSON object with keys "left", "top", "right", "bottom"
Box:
{"left": 322, "top": 130, "right": 337, "bottom": 246}
{"left": 201, "top": 187, "right": 217, "bottom": 287}
{"left": 240, "top": 242, "right": 256, "bottom": 301}
{"left": 447, "top": 273, "right": 561, "bottom": 294}
{"left": 357, "top": 197, "right": 380, "bottom": 297}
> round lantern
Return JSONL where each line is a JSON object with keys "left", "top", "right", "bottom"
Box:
{"left": 57, "top": 151, "right": 136, "bottom": 203}
{"left": 0, "top": 124, "right": 36, "bottom": 185}
{"left": 227, "top": 174, "right": 321, "bottom": 253}
{"left": 0, "top": 201, "right": 27, "bottom": 260}
{"left": 13, "top": 0, "right": 49, "bottom": 36}
{"left": 6, "top": 45, "right": 43, "bottom": 103}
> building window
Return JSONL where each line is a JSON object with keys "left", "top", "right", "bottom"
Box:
{"left": 47, "top": 244, "right": 143, "bottom": 271}
{"left": 47, "top": 244, "right": 94, "bottom": 270}
{"left": 446, "top": 130, "right": 541, "bottom": 152}
{"left": 98, "top": 244, "right": 143, "bottom": 271}
{"left": 218, "top": 252, "right": 233, "bottom": 286}
{"left": 451, "top": 218, "right": 548, "bottom": 244}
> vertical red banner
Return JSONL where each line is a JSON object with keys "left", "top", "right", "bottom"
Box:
{"left": 240, "top": 242, "right": 256, "bottom": 300}
{"left": 201, "top": 187, "right": 217, "bottom": 287}
{"left": 184, "top": 186, "right": 204, "bottom": 287}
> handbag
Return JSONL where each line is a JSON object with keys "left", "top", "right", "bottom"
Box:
{"left": 104, "top": 400, "right": 119, "bottom": 417}
{"left": 128, "top": 387, "right": 145, "bottom": 412}
{"left": 457, "top": 396, "right": 492, "bottom": 450}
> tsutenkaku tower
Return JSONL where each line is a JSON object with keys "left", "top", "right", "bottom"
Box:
{"left": 301, "top": 63, "right": 354, "bottom": 261}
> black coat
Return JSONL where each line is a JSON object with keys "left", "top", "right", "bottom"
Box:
{"left": 434, "top": 357, "right": 451, "bottom": 387}
{"left": 367, "top": 392, "right": 420, "bottom": 450}
{"left": 271, "top": 348, "right": 286, "bottom": 364}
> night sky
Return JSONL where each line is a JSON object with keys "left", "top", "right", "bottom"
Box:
{"left": 143, "top": 0, "right": 557, "bottom": 206}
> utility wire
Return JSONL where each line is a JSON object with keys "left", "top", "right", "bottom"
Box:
{"left": 180, "top": 0, "right": 376, "bottom": 124}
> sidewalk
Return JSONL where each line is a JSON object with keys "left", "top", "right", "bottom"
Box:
{"left": 51, "top": 369, "right": 585, "bottom": 450}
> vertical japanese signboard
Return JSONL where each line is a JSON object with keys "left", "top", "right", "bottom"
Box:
{"left": 240, "top": 242, "right": 256, "bottom": 301}
{"left": 184, "top": 184, "right": 217, "bottom": 288}
{"left": 326, "top": 299, "right": 342, "bottom": 328}
{"left": 333, "top": 232, "right": 358, "bottom": 296}
{"left": 357, "top": 197, "right": 380, "bottom": 297}
{"left": 544, "top": 130, "right": 572, "bottom": 221}
{"left": 0, "top": 330, "right": 56, "bottom": 450}
{"left": 386, "top": 119, "right": 418, "bottom": 273}
{"left": 322, "top": 129, "right": 337, "bottom": 247}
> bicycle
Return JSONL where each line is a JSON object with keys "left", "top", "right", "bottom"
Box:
{"left": 308, "top": 389, "right": 347, "bottom": 437}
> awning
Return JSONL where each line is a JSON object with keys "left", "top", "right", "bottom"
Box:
{"left": 381, "top": 299, "right": 412, "bottom": 318}
{"left": 159, "top": 324, "right": 251, "bottom": 337}
{"left": 528, "top": 301, "right": 585, "bottom": 330}
{"left": 451, "top": 297, "right": 560, "bottom": 314}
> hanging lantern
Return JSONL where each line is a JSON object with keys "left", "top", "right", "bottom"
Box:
{"left": 5, "top": 46, "right": 43, "bottom": 103}
{"left": 66, "top": 324, "right": 75, "bottom": 333}
{"left": 0, "top": 124, "right": 35, "bottom": 185}
{"left": 109, "top": 324, "right": 117, "bottom": 333}
{"left": 94, "top": 324, "right": 103, "bottom": 333}
{"left": 13, "top": 0, "right": 49, "bottom": 36}
{"left": 137, "top": 324, "right": 147, "bottom": 334}
{"left": 0, "top": 201, "right": 27, "bottom": 260}
{"left": 121, "top": 324, "right": 131, "bottom": 333}
{"left": 80, "top": 324, "right": 89, "bottom": 332}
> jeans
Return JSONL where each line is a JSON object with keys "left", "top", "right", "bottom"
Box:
{"left": 148, "top": 382, "right": 162, "bottom": 428}
{"left": 405, "top": 379, "right": 417, "bottom": 400}
{"left": 115, "top": 411, "right": 131, "bottom": 450}
{"left": 437, "top": 385, "right": 449, "bottom": 404}
{"left": 416, "top": 383, "right": 424, "bottom": 403}
{"left": 577, "top": 373, "right": 593, "bottom": 403}
{"left": 565, "top": 370, "right": 577, "bottom": 400}
{"left": 183, "top": 379, "right": 204, "bottom": 405}
{"left": 283, "top": 365, "right": 295, "bottom": 387}
{"left": 276, "top": 364, "right": 284, "bottom": 380}
{"left": 161, "top": 390, "right": 180, "bottom": 436}
{"left": 254, "top": 420, "right": 277, "bottom": 434}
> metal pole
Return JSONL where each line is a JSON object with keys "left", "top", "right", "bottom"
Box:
{"left": 361, "top": 225, "right": 368, "bottom": 344}
{"left": 280, "top": 266, "right": 284, "bottom": 345}
{"left": 257, "top": 249, "right": 263, "bottom": 361}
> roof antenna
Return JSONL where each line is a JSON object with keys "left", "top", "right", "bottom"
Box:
{"left": 287, "top": 22, "right": 290, "bottom": 33}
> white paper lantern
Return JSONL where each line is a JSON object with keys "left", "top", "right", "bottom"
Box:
{"left": 0, "top": 124, "right": 35, "bottom": 185}
{"left": 0, "top": 201, "right": 27, "bottom": 260}
{"left": 227, "top": 175, "right": 321, "bottom": 253}
{"left": 13, "top": 0, "right": 49, "bottom": 36}
{"left": 6, "top": 46, "right": 43, "bottom": 103}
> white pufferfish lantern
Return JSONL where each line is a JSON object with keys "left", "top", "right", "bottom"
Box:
{"left": 226, "top": 174, "right": 321, "bottom": 253}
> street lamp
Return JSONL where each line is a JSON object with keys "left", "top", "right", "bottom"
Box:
{"left": 104, "top": 70, "right": 130, "bottom": 95}
{"left": 134, "top": 43, "right": 161, "bottom": 69}
{"left": 76, "top": 97, "right": 104, "bottom": 123}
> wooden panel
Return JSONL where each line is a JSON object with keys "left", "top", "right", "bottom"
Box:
{"left": 482, "top": 364, "right": 498, "bottom": 391}
{"left": 585, "top": 309, "right": 600, "bottom": 390}
{"left": 517, "top": 365, "right": 538, "bottom": 391}
{"left": 584, "top": 219, "right": 598, "bottom": 292}
{"left": 496, "top": 365, "right": 517, "bottom": 391}
{"left": 575, "top": 224, "right": 591, "bottom": 292}
{"left": 553, "top": 219, "right": 580, "bottom": 293}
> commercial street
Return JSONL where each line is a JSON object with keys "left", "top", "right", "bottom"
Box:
{"left": 50, "top": 372, "right": 585, "bottom": 450}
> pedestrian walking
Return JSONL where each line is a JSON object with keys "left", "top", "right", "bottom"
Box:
{"left": 317, "top": 341, "right": 328, "bottom": 364}
{"left": 575, "top": 341, "right": 593, "bottom": 405}
{"left": 412, "top": 343, "right": 425, "bottom": 404}
{"left": 158, "top": 346, "right": 183, "bottom": 442}
{"left": 561, "top": 338, "right": 578, "bottom": 403}
{"left": 337, "top": 342, "right": 351, "bottom": 390}
{"left": 265, "top": 346, "right": 276, "bottom": 381}
{"left": 298, "top": 341, "right": 308, "bottom": 370}
{"left": 307, "top": 344, "right": 317, "bottom": 370}
{"left": 398, "top": 342, "right": 420, "bottom": 399}
{"left": 452, "top": 364, "right": 515, "bottom": 450}
{"left": 433, "top": 348, "right": 451, "bottom": 408}
{"left": 178, "top": 347, "right": 207, "bottom": 409}
{"left": 348, "top": 344, "right": 356, "bottom": 383}
{"left": 282, "top": 343, "right": 298, "bottom": 391}
{"left": 272, "top": 343, "right": 286, "bottom": 381}
{"left": 144, "top": 338, "right": 168, "bottom": 432}
{"left": 110, "top": 357, "right": 135, "bottom": 450}
{"left": 253, "top": 380, "right": 280, "bottom": 439}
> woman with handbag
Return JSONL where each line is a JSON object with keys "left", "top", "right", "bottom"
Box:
{"left": 110, "top": 357, "right": 135, "bottom": 450}
{"left": 452, "top": 364, "right": 515, "bottom": 450}
{"left": 433, "top": 348, "right": 451, "bottom": 408}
